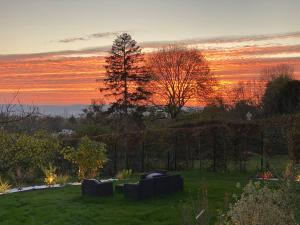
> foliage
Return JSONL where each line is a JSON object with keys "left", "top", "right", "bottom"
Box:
{"left": 0, "top": 177, "right": 11, "bottom": 194}
{"left": 278, "top": 80, "right": 300, "bottom": 113}
{"left": 296, "top": 174, "right": 300, "bottom": 182}
{"left": 116, "top": 169, "right": 132, "bottom": 180}
{"left": 56, "top": 175, "right": 69, "bottom": 186}
{"left": 285, "top": 117, "right": 300, "bottom": 164}
{"left": 0, "top": 131, "right": 15, "bottom": 173}
{"left": 63, "top": 136, "right": 107, "bottom": 180}
{"left": 0, "top": 130, "right": 61, "bottom": 187}
{"left": 42, "top": 165, "right": 57, "bottom": 186}
{"left": 262, "top": 65, "right": 299, "bottom": 116}
{"left": 257, "top": 171, "right": 273, "bottom": 180}
{"left": 284, "top": 160, "right": 297, "bottom": 180}
{"left": 218, "top": 181, "right": 298, "bottom": 225}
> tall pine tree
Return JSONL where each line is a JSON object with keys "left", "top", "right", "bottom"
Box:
{"left": 101, "top": 33, "right": 151, "bottom": 116}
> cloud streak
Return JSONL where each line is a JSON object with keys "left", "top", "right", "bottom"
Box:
{"left": 58, "top": 37, "right": 87, "bottom": 43}
{"left": 1, "top": 31, "right": 299, "bottom": 62}
{"left": 140, "top": 31, "right": 300, "bottom": 48}
{"left": 56, "top": 30, "right": 129, "bottom": 43}
{"left": 0, "top": 31, "right": 299, "bottom": 105}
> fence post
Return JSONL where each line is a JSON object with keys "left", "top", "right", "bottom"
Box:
{"left": 114, "top": 141, "right": 117, "bottom": 175}
{"left": 260, "top": 132, "right": 264, "bottom": 172}
{"left": 175, "top": 135, "right": 178, "bottom": 171}
{"left": 167, "top": 151, "right": 170, "bottom": 170}
{"left": 141, "top": 140, "right": 145, "bottom": 172}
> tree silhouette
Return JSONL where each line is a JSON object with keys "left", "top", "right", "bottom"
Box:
{"left": 101, "top": 33, "right": 152, "bottom": 116}
{"left": 148, "top": 45, "right": 213, "bottom": 118}
{"left": 261, "top": 64, "right": 298, "bottom": 116}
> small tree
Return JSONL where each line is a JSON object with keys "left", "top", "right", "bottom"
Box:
{"left": 63, "top": 136, "right": 107, "bottom": 180}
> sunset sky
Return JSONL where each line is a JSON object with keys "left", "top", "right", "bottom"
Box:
{"left": 0, "top": 0, "right": 300, "bottom": 105}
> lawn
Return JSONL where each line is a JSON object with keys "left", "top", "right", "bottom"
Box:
{"left": 0, "top": 171, "right": 251, "bottom": 225}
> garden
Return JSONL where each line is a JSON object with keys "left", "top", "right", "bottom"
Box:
{"left": 0, "top": 113, "right": 299, "bottom": 225}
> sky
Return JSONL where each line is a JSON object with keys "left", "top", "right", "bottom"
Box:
{"left": 0, "top": 0, "right": 300, "bottom": 105}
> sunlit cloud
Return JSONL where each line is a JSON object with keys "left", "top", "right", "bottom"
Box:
{"left": 0, "top": 31, "right": 299, "bottom": 105}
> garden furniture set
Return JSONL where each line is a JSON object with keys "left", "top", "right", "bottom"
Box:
{"left": 81, "top": 171, "right": 184, "bottom": 200}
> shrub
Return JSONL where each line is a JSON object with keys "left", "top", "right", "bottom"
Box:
{"left": 56, "top": 175, "right": 69, "bottom": 186}
{"left": 0, "top": 177, "right": 11, "bottom": 194}
{"left": 116, "top": 169, "right": 132, "bottom": 180}
{"left": 0, "top": 131, "right": 62, "bottom": 187}
{"left": 63, "top": 136, "right": 107, "bottom": 180}
{"left": 218, "top": 181, "right": 298, "bottom": 225}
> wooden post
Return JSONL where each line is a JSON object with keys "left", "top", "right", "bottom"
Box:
{"left": 260, "top": 132, "right": 264, "bottom": 172}
{"left": 175, "top": 135, "right": 178, "bottom": 171}
{"left": 141, "top": 140, "right": 145, "bottom": 172}
{"left": 114, "top": 141, "right": 117, "bottom": 175}
{"left": 198, "top": 136, "right": 202, "bottom": 170}
{"left": 167, "top": 151, "right": 170, "bottom": 170}
{"left": 213, "top": 130, "right": 217, "bottom": 172}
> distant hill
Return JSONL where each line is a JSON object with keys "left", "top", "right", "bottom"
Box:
{"left": 0, "top": 104, "right": 88, "bottom": 117}
{"left": 0, "top": 104, "right": 203, "bottom": 118}
{"left": 36, "top": 105, "right": 88, "bottom": 117}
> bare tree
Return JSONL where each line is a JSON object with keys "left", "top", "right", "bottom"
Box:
{"left": 148, "top": 45, "right": 214, "bottom": 118}
{"left": 0, "top": 92, "right": 37, "bottom": 125}
{"left": 225, "top": 80, "right": 265, "bottom": 107}
{"left": 261, "top": 64, "right": 294, "bottom": 81}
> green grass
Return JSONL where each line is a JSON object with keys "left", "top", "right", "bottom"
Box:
{"left": 0, "top": 171, "right": 250, "bottom": 225}
{"left": 0, "top": 170, "right": 298, "bottom": 225}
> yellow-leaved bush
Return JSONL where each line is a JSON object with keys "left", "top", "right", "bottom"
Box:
{"left": 63, "top": 136, "right": 107, "bottom": 180}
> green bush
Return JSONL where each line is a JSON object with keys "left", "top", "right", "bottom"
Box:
{"left": 56, "top": 175, "right": 69, "bottom": 186}
{"left": 63, "top": 136, "right": 107, "bottom": 180}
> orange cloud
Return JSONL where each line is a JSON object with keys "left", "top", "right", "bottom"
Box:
{"left": 0, "top": 43, "right": 299, "bottom": 105}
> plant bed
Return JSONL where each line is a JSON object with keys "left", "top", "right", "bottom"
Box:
{"left": 0, "top": 178, "right": 118, "bottom": 196}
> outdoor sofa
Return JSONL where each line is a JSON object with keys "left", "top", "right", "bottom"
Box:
{"left": 81, "top": 179, "right": 113, "bottom": 197}
{"left": 124, "top": 173, "right": 183, "bottom": 200}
